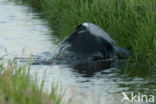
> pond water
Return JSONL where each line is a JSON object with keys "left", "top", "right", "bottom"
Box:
{"left": 0, "top": 0, "right": 156, "bottom": 104}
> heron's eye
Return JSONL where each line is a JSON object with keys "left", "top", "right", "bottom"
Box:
{"left": 76, "top": 24, "right": 82, "bottom": 29}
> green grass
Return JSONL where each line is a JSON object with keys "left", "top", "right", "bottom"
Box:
{"left": 12, "top": 0, "right": 156, "bottom": 69}
{"left": 0, "top": 60, "right": 69, "bottom": 104}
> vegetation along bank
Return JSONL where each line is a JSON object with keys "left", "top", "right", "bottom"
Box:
{"left": 13, "top": 0, "right": 156, "bottom": 69}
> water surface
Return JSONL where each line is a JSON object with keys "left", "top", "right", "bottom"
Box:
{"left": 0, "top": 0, "right": 155, "bottom": 104}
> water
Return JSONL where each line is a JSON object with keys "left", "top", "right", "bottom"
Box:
{"left": 0, "top": 0, "right": 156, "bottom": 104}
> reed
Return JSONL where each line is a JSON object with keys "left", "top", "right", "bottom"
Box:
{"left": 12, "top": 0, "right": 156, "bottom": 69}
{"left": 0, "top": 60, "right": 68, "bottom": 104}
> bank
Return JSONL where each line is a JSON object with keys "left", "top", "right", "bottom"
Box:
{"left": 12, "top": 0, "right": 156, "bottom": 70}
{"left": 0, "top": 59, "right": 69, "bottom": 104}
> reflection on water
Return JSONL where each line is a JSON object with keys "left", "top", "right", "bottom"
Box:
{"left": 0, "top": 0, "right": 155, "bottom": 104}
